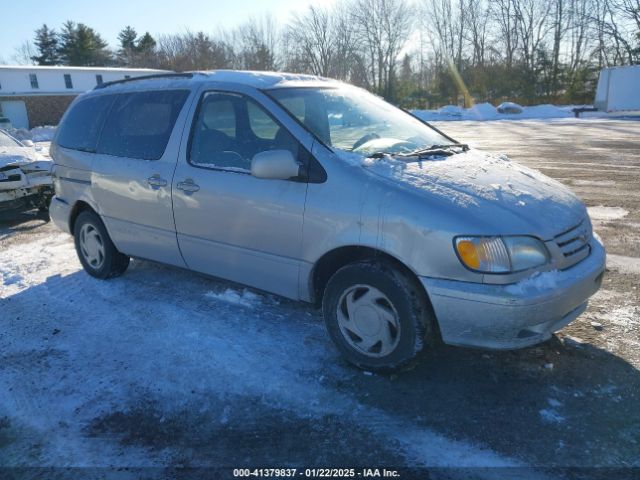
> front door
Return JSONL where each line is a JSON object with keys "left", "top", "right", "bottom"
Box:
{"left": 172, "top": 91, "right": 308, "bottom": 299}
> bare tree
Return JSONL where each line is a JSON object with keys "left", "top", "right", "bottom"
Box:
{"left": 11, "top": 41, "right": 37, "bottom": 65}
{"left": 351, "top": 0, "right": 414, "bottom": 99}
{"left": 156, "top": 31, "right": 232, "bottom": 71}
{"left": 227, "top": 16, "right": 280, "bottom": 71}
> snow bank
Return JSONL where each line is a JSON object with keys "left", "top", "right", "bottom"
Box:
{"left": 412, "top": 103, "right": 583, "bottom": 122}
{"left": 6, "top": 125, "right": 57, "bottom": 142}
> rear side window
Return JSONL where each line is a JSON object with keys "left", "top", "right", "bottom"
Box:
{"left": 97, "top": 89, "right": 189, "bottom": 160}
{"left": 56, "top": 94, "right": 115, "bottom": 152}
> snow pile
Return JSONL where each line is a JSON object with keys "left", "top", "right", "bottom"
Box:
{"left": 505, "top": 270, "right": 560, "bottom": 295}
{"left": 6, "top": 126, "right": 57, "bottom": 143}
{"left": 204, "top": 288, "right": 261, "bottom": 308}
{"left": 412, "top": 103, "right": 583, "bottom": 121}
{"left": 587, "top": 206, "right": 628, "bottom": 222}
{"left": 497, "top": 102, "right": 524, "bottom": 114}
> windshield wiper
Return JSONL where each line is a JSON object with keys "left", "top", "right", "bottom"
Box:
{"left": 399, "top": 143, "right": 469, "bottom": 158}
{"left": 365, "top": 143, "right": 469, "bottom": 160}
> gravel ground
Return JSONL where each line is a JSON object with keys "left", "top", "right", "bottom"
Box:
{"left": 1, "top": 119, "right": 639, "bottom": 479}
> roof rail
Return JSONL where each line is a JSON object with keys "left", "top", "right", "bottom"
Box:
{"left": 94, "top": 72, "right": 194, "bottom": 90}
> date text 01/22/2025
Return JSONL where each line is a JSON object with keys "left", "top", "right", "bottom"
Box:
{"left": 232, "top": 468, "right": 401, "bottom": 478}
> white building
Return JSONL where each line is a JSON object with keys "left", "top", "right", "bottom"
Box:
{"left": 0, "top": 65, "right": 168, "bottom": 129}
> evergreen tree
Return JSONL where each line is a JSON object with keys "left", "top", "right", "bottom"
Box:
{"left": 136, "top": 32, "right": 157, "bottom": 53}
{"left": 117, "top": 26, "right": 138, "bottom": 65}
{"left": 31, "top": 24, "right": 60, "bottom": 65}
{"left": 118, "top": 26, "right": 138, "bottom": 51}
{"left": 58, "top": 21, "right": 112, "bottom": 66}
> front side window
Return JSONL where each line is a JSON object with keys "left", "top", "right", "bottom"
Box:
{"left": 56, "top": 94, "right": 115, "bottom": 152}
{"left": 189, "top": 92, "right": 298, "bottom": 171}
{"left": 97, "top": 89, "right": 189, "bottom": 160}
{"left": 29, "top": 74, "right": 39, "bottom": 89}
{"left": 269, "top": 86, "right": 451, "bottom": 158}
{"left": 96, "top": 74, "right": 103, "bottom": 85}
{"left": 64, "top": 74, "right": 73, "bottom": 89}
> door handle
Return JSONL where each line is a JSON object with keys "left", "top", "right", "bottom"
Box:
{"left": 147, "top": 176, "right": 168, "bottom": 188}
{"left": 176, "top": 179, "right": 200, "bottom": 193}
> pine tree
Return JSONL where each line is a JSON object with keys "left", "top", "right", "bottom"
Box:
{"left": 58, "top": 21, "right": 112, "bottom": 66}
{"left": 118, "top": 26, "right": 138, "bottom": 51}
{"left": 136, "top": 32, "right": 157, "bottom": 53}
{"left": 31, "top": 24, "right": 60, "bottom": 65}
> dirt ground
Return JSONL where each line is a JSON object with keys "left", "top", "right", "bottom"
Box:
{"left": 1, "top": 119, "right": 639, "bottom": 479}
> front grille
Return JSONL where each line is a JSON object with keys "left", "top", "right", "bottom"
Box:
{"left": 554, "top": 219, "right": 591, "bottom": 260}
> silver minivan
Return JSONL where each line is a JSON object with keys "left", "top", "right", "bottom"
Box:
{"left": 49, "top": 71, "right": 606, "bottom": 371}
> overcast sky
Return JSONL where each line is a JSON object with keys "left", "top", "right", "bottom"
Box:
{"left": 0, "top": 0, "right": 339, "bottom": 62}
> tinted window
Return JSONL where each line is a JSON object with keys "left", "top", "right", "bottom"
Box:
{"left": 56, "top": 94, "right": 115, "bottom": 152}
{"left": 97, "top": 89, "right": 189, "bottom": 160}
{"left": 190, "top": 92, "right": 298, "bottom": 171}
{"left": 64, "top": 74, "right": 73, "bottom": 89}
{"left": 96, "top": 74, "right": 103, "bottom": 85}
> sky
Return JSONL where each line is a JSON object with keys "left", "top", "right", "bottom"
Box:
{"left": 0, "top": 0, "right": 339, "bottom": 62}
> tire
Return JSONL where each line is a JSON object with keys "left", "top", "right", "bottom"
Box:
{"left": 73, "top": 210, "right": 130, "bottom": 279}
{"left": 322, "top": 260, "right": 433, "bottom": 372}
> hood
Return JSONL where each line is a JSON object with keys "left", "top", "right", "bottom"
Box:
{"left": 0, "top": 146, "right": 51, "bottom": 170}
{"left": 361, "top": 148, "right": 585, "bottom": 240}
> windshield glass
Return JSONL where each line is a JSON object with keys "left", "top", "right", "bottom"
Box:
{"left": 0, "top": 131, "right": 22, "bottom": 147}
{"left": 268, "top": 85, "right": 451, "bottom": 158}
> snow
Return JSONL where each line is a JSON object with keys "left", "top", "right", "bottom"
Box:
{"left": 6, "top": 125, "right": 57, "bottom": 143}
{"left": 606, "top": 254, "right": 640, "bottom": 275}
{"left": 196, "top": 70, "right": 329, "bottom": 88}
{"left": 497, "top": 102, "right": 524, "bottom": 114}
{"left": 539, "top": 408, "right": 566, "bottom": 424}
{"left": 412, "top": 103, "right": 608, "bottom": 122}
{"left": 0, "top": 226, "right": 527, "bottom": 469}
{"left": 204, "top": 288, "right": 262, "bottom": 308}
{"left": 572, "top": 180, "right": 616, "bottom": 187}
{"left": 505, "top": 270, "right": 560, "bottom": 295}
{"left": 342, "top": 148, "right": 581, "bottom": 234}
{"left": 587, "top": 206, "right": 628, "bottom": 222}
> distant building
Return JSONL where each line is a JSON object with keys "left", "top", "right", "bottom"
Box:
{"left": 0, "top": 65, "right": 168, "bottom": 129}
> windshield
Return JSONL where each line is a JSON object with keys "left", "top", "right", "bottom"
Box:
{"left": 0, "top": 131, "right": 22, "bottom": 148}
{"left": 268, "top": 85, "right": 452, "bottom": 158}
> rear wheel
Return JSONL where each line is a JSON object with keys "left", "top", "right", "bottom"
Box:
{"left": 74, "top": 210, "right": 129, "bottom": 279}
{"left": 322, "top": 260, "right": 433, "bottom": 372}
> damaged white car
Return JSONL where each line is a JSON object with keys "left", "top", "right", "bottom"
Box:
{"left": 0, "top": 129, "right": 53, "bottom": 215}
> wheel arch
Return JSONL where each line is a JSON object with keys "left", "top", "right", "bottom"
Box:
{"left": 310, "top": 245, "right": 430, "bottom": 307}
{"left": 69, "top": 200, "right": 98, "bottom": 234}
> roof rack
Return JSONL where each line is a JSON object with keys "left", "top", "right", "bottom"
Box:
{"left": 94, "top": 72, "right": 194, "bottom": 90}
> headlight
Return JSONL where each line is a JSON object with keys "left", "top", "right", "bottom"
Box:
{"left": 455, "top": 236, "right": 550, "bottom": 273}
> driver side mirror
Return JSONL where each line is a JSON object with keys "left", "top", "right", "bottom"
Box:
{"left": 22, "top": 139, "right": 34, "bottom": 147}
{"left": 251, "top": 150, "right": 300, "bottom": 180}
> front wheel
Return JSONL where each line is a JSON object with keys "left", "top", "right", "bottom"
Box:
{"left": 322, "top": 260, "right": 433, "bottom": 372}
{"left": 74, "top": 210, "right": 130, "bottom": 279}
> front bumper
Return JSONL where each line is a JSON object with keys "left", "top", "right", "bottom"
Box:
{"left": 421, "top": 238, "right": 606, "bottom": 349}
